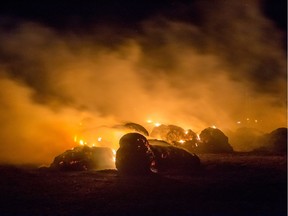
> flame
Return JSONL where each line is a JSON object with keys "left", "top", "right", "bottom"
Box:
{"left": 112, "top": 149, "right": 116, "bottom": 155}
{"left": 147, "top": 119, "right": 153, "bottom": 123}
{"left": 211, "top": 125, "right": 217, "bottom": 129}
{"left": 184, "top": 130, "right": 189, "bottom": 135}
{"left": 79, "top": 140, "right": 84, "bottom": 145}
{"left": 196, "top": 134, "right": 200, "bottom": 141}
{"left": 179, "top": 140, "right": 185, "bottom": 144}
{"left": 112, "top": 149, "right": 116, "bottom": 162}
{"left": 97, "top": 137, "right": 102, "bottom": 142}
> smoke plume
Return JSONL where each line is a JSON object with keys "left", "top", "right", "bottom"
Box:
{"left": 0, "top": 0, "right": 286, "bottom": 164}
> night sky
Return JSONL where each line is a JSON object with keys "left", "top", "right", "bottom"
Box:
{"left": 0, "top": 0, "right": 286, "bottom": 164}
{"left": 0, "top": 0, "right": 286, "bottom": 32}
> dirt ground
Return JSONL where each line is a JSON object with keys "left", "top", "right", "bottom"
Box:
{"left": 0, "top": 153, "right": 286, "bottom": 216}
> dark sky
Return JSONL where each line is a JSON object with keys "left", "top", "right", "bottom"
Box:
{"left": 0, "top": 0, "right": 286, "bottom": 32}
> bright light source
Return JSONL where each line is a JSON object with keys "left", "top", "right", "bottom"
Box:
{"left": 112, "top": 149, "right": 116, "bottom": 162}
{"left": 154, "top": 122, "right": 161, "bottom": 127}
{"left": 97, "top": 137, "right": 102, "bottom": 142}
{"left": 211, "top": 125, "right": 217, "bottom": 129}
{"left": 147, "top": 119, "right": 153, "bottom": 123}
{"left": 112, "top": 149, "right": 116, "bottom": 155}
{"left": 79, "top": 140, "right": 84, "bottom": 145}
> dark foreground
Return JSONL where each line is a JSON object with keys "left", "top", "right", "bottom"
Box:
{"left": 0, "top": 153, "right": 286, "bottom": 216}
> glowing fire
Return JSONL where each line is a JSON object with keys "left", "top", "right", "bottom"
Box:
{"left": 112, "top": 149, "right": 116, "bottom": 162}
{"left": 154, "top": 122, "right": 161, "bottom": 127}
{"left": 179, "top": 140, "right": 185, "bottom": 144}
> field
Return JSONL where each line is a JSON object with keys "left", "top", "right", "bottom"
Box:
{"left": 0, "top": 153, "right": 286, "bottom": 216}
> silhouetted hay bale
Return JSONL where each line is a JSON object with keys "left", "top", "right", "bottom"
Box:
{"left": 116, "top": 133, "right": 201, "bottom": 175}
{"left": 116, "top": 133, "right": 155, "bottom": 175}
{"left": 150, "top": 143, "right": 201, "bottom": 174}
{"left": 253, "top": 127, "right": 287, "bottom": 154}
{"left": 269, "top": 128, "right": 287, "bottom": 152}
{"left": 197, "top": 127, "right": 233, "bottom": 153}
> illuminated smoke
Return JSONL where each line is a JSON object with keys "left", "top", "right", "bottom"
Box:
{"left": 0, "top": 0, "right": 286, "bottom": 165}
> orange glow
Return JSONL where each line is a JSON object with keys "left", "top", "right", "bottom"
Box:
{"left": 112, "top": 149, "right": 116, "bottom": 162}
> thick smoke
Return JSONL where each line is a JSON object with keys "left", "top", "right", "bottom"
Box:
{"left": 0, "top": 0, "right": 286, "bottom": 164}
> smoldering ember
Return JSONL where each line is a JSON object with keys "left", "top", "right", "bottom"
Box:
{"left": 0, "top": 0, "right": 287, "bottom": 215}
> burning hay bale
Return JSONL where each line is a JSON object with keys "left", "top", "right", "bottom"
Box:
{"left": 196, "top": 127, "right": 234, "bottom": 153}
{"left": 50, "top": 145, "right": 115, "bottom": 171}
{"left": 150, "top": 124, "right": 201, "bottom": 153}
{"left": 115, "top": 133, "right": 201, "bottom": 175}
{"left": 149, "top": 124, "right": 234, "bottom": 153}
{"left": 150, "top": 124, "right": 186, "bottom": 143}
{"left": 151, "top": 124, "right": 198, "bottom": 144}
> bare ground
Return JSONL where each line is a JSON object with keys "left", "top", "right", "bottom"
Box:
{"left": 0, "top": 153, "right": 286, "bottom": 216}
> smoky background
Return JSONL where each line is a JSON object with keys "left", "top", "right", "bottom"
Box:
{"left": 0, "top": 0, "right": 286, "bottom": 165}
